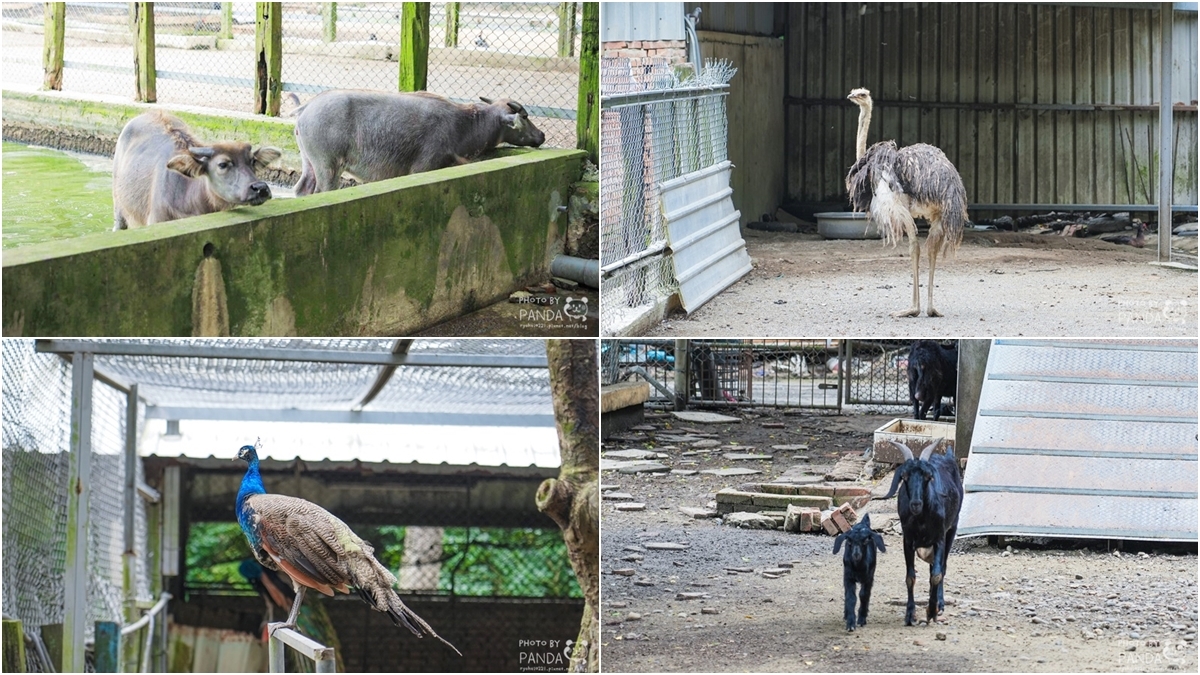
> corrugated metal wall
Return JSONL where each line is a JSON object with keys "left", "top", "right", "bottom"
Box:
{"left": 786, "top": 3, "right": 1199, "bottom": 212}
{"left": 601, "top": 2, "right": 685, "bottom": 42}
{"left": 688, "top": 2, "right": 781, "bottom": 36}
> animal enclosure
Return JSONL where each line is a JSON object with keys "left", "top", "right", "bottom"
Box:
{"left": 2, "top": 2, "right": 585, "bottom": 148}
{"left": 1, "top": 338, "right": 588, "bottom": 672}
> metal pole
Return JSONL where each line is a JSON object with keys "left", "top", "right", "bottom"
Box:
{"left": 63, "top": 351, "right": 94, "bottom": 673}
{"left": 268, "top": 629, "right": 284, "bottom": 672}
{"left": 123, "top": 383, "right": 139, "bottom": 672}
{"left": 1158, "top": 2, "right": 1174, "bottom": 262}
{"left": 673, "top": 339, "right": 689, "bottom": 410}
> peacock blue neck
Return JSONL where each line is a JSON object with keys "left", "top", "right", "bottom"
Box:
{"left": 235, "top": 446, "right": 267, "bottom": 531}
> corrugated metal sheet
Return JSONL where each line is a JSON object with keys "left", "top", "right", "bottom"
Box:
{"left": 785, "top": 3, "right": 1198, "bottom": 211}
{"left": 958, "top": 339, "right": 1198, "bottom": 542}
{"left": 659, "top": 160, "right": 752, "bottom": 312}
{"left": 688, "top": 2, "right": 779, "bottom": 36}
{"left": 601, "top": 2, "right": 686, "bottom": 42}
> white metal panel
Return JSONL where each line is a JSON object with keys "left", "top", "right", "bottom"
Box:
{"left": 659, "top": 160, "right": 751, "bottom": 313}
{"left": 959, "top": 339, "right": 1198, "bottom": 542}
{"left": 601, "top": 2, "right": 686, "bottom": 42}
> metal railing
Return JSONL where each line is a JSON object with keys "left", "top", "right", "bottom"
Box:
{"left": 119, "top": 592, "right": 171, "bottom": 674}
{"left": 269, "top": 623, "right": 337, "bottom": 673}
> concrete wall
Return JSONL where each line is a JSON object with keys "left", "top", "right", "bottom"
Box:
{"left": 698, "top": 30, "right": 785, "bottom": 226}
{"left": 2, "top": 149, "right": 585, "bottom": 336}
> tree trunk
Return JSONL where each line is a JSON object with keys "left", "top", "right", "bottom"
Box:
{"left": 538, "top": 340, "right": 599, "bottom": 673}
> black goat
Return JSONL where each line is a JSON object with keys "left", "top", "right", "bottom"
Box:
{"left": 882, "top": 440, "right": 963, "bottom": 626}
{"left": 907, "top": 340, "right": 958, "bottom": 421}
{"left": 833, "top": 514, "right": 886, "bottom": 632}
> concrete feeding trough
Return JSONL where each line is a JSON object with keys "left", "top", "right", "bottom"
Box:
{"left": 872, "top": 418, "right": 956, "bottom": 464}
{"left": 814, "top": 211, "right": 880, "bottom": 239}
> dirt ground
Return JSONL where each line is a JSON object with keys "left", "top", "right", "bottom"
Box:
{"left": 599, "top": 408, "right": 1199, "bottom": 673}
{"left": 645, "top": 229, "right": 1197, "bottom": 337}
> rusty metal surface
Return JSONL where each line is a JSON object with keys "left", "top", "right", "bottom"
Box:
{"left": 959, "top": 339, "right": 1198, "bottom": 542}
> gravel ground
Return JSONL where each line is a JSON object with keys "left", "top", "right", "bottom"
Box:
{"left": 600, "top": 408, "right": 1199, "bottom": 672}
{"left": 643, "top": 229, "right": 1197, "bottom": 338}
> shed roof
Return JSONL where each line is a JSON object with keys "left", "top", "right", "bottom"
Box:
{"left": 958, "top": 339, "right": 1198, "bottom": 542}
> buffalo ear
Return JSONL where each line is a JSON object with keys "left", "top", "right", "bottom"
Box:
{"left": 872, "top": 532, "right": 887, "bottom": 553}
{"left": 166, "top": 149, "right": 208, "bottom": 177}
{"left": 832, "top": 533, "right": 846, "bottom": 554}
{"left": 253, "top": 146, "right": 282, "bottom": 168}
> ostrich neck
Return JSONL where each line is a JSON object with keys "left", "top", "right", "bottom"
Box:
{"left": 855, "top": 102, "right": 872, "bottom": 160}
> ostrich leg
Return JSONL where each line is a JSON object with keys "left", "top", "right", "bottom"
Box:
{"left": 893, "top": 220, "right": 922, "bottom": 318}
{"left": 925, "top": 220, "right": 946, "bottom": 317}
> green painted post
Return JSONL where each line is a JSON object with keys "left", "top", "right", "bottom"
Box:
{"left": 220, "top": 3, "right": 233, "bottom": 40}
{"left": 557, "top": 2, "right": 576, "bottom": 58}
{"left": 444, "top": 2, "right": 460, "bottom": 48}
{"left": 94, "top": 622, "right": 120, "bottom": 673}
{"left": 322, "top": 3, "right": 336, "bottom": 43}
{"left": 254, "top": 2, "right": 282, "bottom": 115}
{"left": 42, "top": 3, "right": 65, "bottom": 90}
{"left": 398, "top": 2, "right": 429, "bottom": 92}
{"left": 133, "top": 3, "right": 156, "bottom": 102}
{"left": 2, "top": 619, "right": 26, "bottom": 673}
{"left": 576, "top": 1, "right": 598, "bottom": 163}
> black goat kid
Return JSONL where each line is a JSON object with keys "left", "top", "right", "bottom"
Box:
{"left": 907, "top": 340, "right": 958, "bottom": 420}
{"left": 833, "top": 514, "right": 886, "bottom": 632}
{"left": 882, "top": 441, "right": 963, "bottom": 626}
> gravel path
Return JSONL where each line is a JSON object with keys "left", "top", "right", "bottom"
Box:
{"left": 600, "top": 408, "right": 1199, "bottom": 672}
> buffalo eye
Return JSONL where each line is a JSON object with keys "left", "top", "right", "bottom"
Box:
{"left": 217, "top": 160, "right": 231, "bottom": 170}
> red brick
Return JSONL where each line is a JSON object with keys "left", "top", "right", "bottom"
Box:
{"left": 821, "top": 512, "right": 839, "bottom": 535}
{"left": 830, "top": 509, "right": 851, "bottom": 533}
{"left": 836, "top": 502, "right": 860, "bottom": 526}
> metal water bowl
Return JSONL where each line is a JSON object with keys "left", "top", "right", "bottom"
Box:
{"left": 814, "top": 211, "right": 881, "bottom": 239}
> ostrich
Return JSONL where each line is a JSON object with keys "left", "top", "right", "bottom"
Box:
{"left": 845, "top": 88, "right": 968, "bottom": 317}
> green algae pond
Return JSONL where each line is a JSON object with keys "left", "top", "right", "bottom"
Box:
{"left": 2, "top": 141, "right": 114, "bottom": 249}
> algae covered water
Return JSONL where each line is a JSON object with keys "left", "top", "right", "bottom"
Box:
{"left": 2, "top": 141, "right": 114, "bottom": 249}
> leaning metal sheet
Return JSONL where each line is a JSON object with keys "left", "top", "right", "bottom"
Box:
{"left": 958, "top": 339, "right": 1198, "bottom": 542}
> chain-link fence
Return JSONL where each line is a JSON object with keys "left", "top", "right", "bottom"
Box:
{"left": 841, "top": 339, "right": 958, "bottom": 417}
{"left": 2, "top": 2, "right": 582, "bottom": 148}
{"left": 599, "top": 59, "right": 734, "bottom": 335}
{"left": 2, "top": 339, "right": 153, "bottom": 671}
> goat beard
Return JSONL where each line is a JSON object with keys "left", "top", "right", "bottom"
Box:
{"left": 916, "top": 547, "right": 935, "bottom": 564}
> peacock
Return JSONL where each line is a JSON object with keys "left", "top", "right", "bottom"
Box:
{"left": 234, "top": 442, "right": 461, "bottom": 656}
{"left": 239, "top": 558, "right": 347, "bottom": 673}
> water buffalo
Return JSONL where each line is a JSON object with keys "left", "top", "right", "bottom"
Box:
{"left": 291, "top": 90, "right": 546, "bottom": 196}
{"left": 112, "top": 111, "right": 281, "bottom": 229}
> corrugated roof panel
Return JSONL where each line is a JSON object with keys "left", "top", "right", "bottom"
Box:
{"left": 959, "top": 339, "right": 1199, "bottom": 542}
{"left": 601, "top": 2, "right": 686, "bottom": 42}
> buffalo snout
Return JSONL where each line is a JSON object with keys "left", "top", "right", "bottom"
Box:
{"left": 246, "top": 181, "right": 272, "bottom": 205}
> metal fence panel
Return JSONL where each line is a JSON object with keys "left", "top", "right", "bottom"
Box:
{"left": 843, "top": 339, "right": 923, "bottom": 411}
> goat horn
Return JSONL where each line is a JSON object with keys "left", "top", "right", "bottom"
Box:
{"left": 889, "top": 440, "right": 914, "bottom": 462}
{"left": 919, "top": 441, "right": 938, "bottom": 461}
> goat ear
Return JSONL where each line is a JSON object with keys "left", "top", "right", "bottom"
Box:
{"left": 872, "top": 532, "right": 887, "bottom": 553}
{"left": 832, "top": 533, "right": 846, "bottom": 554}
{"left": 881, "top": 466, "right": 904, "bottom": 500}
{"left": 919, "top": 441, "right": 938, "bottom": 461}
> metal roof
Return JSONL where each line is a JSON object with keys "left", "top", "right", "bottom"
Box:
{"left": 958, "top": 339, "right": 1198, "bottom": 542}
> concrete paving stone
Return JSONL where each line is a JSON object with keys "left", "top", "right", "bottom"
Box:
{"left": 610, "top": 568, "right": 636, "bottom": 576}
{"left": 616, "top": 462, "right": 671, "bottom": 474}
{"left": 675, "top": 592, "right": 708, "bottom": 600}
{"left": 723, "top": 453, "right": 774, "bottom": 461}
{"left": 602, "top": 492, "right": 635, "bottom": 501}
{"left": 772, "top": 444, "right": 810, "bottom": 451}
{"left": 700, "top": 467, "right": 763, "bottom": 477}
{"left": 690, "top": 439, "right": 722, "bottom": 448}
{"left": 671, "top": 411, "right": 742, "bottom": 424}
{"left": 615, "top": 503, "right": 647, "bottom": 511}
{"left": 671, "top": 469, "right": 699, "bottom": 476}
{"left": 644, "top": 542, "right": 689, "bottom": 551}
{"left": 724, "top": 512, "right": 777, "bottom": 529}
{"left": 604, "top": 449, "right": 667, "bottom": 460}
{"left": 678, "top": 506, "right": 717, "bottom": 519}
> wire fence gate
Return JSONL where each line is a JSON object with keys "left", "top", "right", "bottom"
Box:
{"left": 2, "top": 2, "right": 584, "bottom": 148}
{"left": 602, "top": 339, "right": 925, "bottom": 413}
{"left": 599, "top": 58, "right": 742, "bottom": 336}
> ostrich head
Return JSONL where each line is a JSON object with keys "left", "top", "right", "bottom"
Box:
{"left": 847, "top": 88, "right": 873, "bottom": 109}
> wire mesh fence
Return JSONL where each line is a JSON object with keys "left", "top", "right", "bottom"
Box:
{"left": 599, "top": 59, "right": 733, "bottom": 335}
{"left": 2, "top": 339, "right": 153, "bottom": 668}
{"left": 1, "top": 2, "right": 581, "bottom": 148}
{"left": 842, "top": 339, "right": 923, "bottom": 410}
{"left": 601, "top": 339, "right": 843, "bottom": 410}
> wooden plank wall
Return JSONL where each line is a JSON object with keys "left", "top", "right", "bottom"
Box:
{"left": 785, "top": 3, "right": 1198, "bottom": 213}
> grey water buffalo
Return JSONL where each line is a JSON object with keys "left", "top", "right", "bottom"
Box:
{"left": 291, "top": 90, "right": 546, "bottom": 195}
{"left": 112, "top": 111, "right": 281, "bottom": 229}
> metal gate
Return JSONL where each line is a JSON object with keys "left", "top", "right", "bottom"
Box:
{"left": 842, "top": 340, "right": 919, "bottom": 409}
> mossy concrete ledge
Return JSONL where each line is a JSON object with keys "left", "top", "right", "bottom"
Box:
{"left": 2, "top": 148, "right": 586, "bottom": 336}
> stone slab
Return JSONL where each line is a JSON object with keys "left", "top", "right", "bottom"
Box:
{"left": 644, "top": 542, "right": 689, "bottom": 551}
{"left": 700, "top": 468, "right": 762, "bottom": 477}
{"left": 679, "top": 506, "right": 718, "bottom": 519}
{"left": 602, "top": 492, "right": 635, "bottom": 501}
{"left": 724, "top": 512, "right": 778, "bottom": 529}
{"left": 615, "top": 503, "right": 647, "bottom": 511}
{"left": 604, "top": 449, "right": 667, "bottom": 460}
{"left": 671, "top": 411, "right": 741, "bottom": 424}
{"left": 723, "top": 453, "right": 774, "bottom": 461}
{"left": 616, "top": 462, "right": 670, "bottom": 474}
